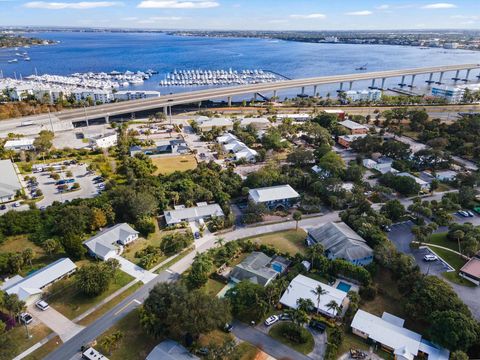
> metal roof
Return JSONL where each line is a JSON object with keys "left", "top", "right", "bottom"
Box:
{"left": 248, "top": 184, "right": 300, "bottom": 203}
{"left": 164, "top": 203, "right": 224, "bottom": 225}
{"left": 308, "top": 222, "right": 373, "bottom": 262}
{"left": 146, "top": 340, "right": 199, "bottom": 360}
{"left": 4, "top": 138, "right": 35, "bottom": 148}
{"left": 83, "top": 223, "right": 138, "bottom": 258}
{"left": 0, "top": 159, "right": 22, "bottom": 199}
{"left": 1, "top": 258, "right": 77, "bottom": 301}
{"left": 279, "top": 274, "right": 347, "bottom": 317}
{"left": 229, "top": 252, "right": 278, "bottom": 287}
{"left": 339, "top": 120, "right": 368, "bottom": 130}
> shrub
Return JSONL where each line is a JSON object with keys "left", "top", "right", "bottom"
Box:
{"left": 359, "top": 284, "right": 377, "bottom": 301}
{"left": 135, "top": 217, "right": 156, "bottom": 237}
{"left": 280, "top": 322, "right": 310, "bottom": 344}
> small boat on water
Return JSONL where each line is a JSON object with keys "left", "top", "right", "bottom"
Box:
{"left": 355, "top": 64, "right": 367, "bottom": 71}
{"left": 8, "top": 59, "right": 18, "bottom": 63}
{"left": 23, "top": 57, "right": 31, "bottom": 61}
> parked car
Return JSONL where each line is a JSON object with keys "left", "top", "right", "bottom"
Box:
{"left": 56, "top": 180, "right": 66, "bottom": 185}
{"left": 66, "top": 178, "right": 75, "bottom": 184}
{"left": 279, "top": 313, "right": 292, "bottom": 321}
{"left": 309, "top": 319, "right": 326, "bottom": 333}
{"left": 35, "top": 300, "right": 49, "bottom": 311}
{"left": 264, "top": 315, "right": 279, "bottom": 326}
{"left": 0, "top": 204, "right": 6, "bottom": 210}
{"left": 20, "top": 312, "right": 33, "bottom": 325}
{"left": 466, "top": 210, "right": 475, "bottom": 217}
{"left": 12, "top": 202, "right": 20, "bottom": 208}
{"left": 423, "top": 254, "right": 438, "bottom": 262}
{"left": 457, "top": 211, "right": 469, "bottom": 217}
{"left": 223, "top": 323, "right": 233, "bottom": 333}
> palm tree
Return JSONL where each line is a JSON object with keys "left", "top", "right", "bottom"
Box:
{"left": 293, "top": 211, "right": 302, "bottom": 230}
{"left": 215, "top": 237, "right": 225, "bottom": 248}
{"left": 311, "top": 285, "right": 327, "bottom": 314}
{"left": 326, "top": 300, "right": 341, "bottom": 317}
{"left": 296, "top": 298, "right": 314, "bottom": 313}
{"left": 306, "top": 243, "right": 324, "bottom": 269}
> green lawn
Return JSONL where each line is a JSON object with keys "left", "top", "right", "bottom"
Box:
{"left": 203, "top": 278, "right": 227, "bottom": 297}
{"left": 10, "top": 323, "right": 52, "bottom": 358}
{"left": 235, "top": 342, "right": 260, "bottom": 360}
{"left": 24, "top": 336, "right": 62, "bottom": 360}
{"left": 430, "top": 247, "right": 466, "bottom": 271}
{"left": 443, "top": 271, "right": 476, "bottom": 287}
{"left": 268, "top": 322, "right": 314, "bottom": 355}
{"left": 45, "top": 270, "right": 134, "bottom": 320}
{"left": 426, "top": 233, "right": 458, "bottom": 252}
{"left": 244, "top": 229, "right": 307, "bottom": 256}
{"left": 96, "top": 309, "right": 159, "bottom": 360}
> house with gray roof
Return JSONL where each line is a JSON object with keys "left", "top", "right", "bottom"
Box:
{"left": 229, "top": 252, "right": 282, "bottom": 287}
{"left": 0, "top": 159, "right": 22, "bottom": 204}
{"left": 83, "top": 223, "right": 139, "bottom": 261}
{"left": 146, "top": 340, "right": 199, "bottom": 360}
{"left": 164, "top": 203, "right": 224, "bottom": 226}
{"left": 248, "top": 184, "right": 300, "bottom": 210}
{"left": 1, "top": 258, "right": 77, "bottom": 304}
{"left": 307, "top": 222, "right": 373, "bottom": 266}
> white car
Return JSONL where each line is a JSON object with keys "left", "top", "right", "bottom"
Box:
{"left": 35, "top": 300, "right": 49, "bottom": 311}
{"left": 264, "top": 315, "right": 279, "bottom": 326}
{"left": 423, "top": 254, "right": 438, "bottom": 262}
{"left": 20, "top": 312, "right": 33, "bottom": 325}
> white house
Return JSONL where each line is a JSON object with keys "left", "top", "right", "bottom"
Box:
{"left": 164, "top": 203, "right": 224, "bottom": 226}
{"left": 248, "top": 184, "right": 300, "bottom": 210}
{"left": 4, "top": 138, "right": 35, "bottom": 151}
{"left": 72, "top": 89, "right": 114, "bottom": 104}
{"left": 362, "top": 158, "right": 396, "bottom": 174}
{"left": 83, "top": 223, "right": 139, "bottom": 261}
{"left": 279, "top": 274, "right": 348, "bottom": 318}
{"left": 89, "top": 132, "right": 118, "bottom": 149}
{"left": 351, "top": 310, "right": 449, "bottom": 360}
{"left": 0, "top": 159, "right": 22, "bottom": 204}
{"left": 435, "top": 170, "right": 457, "bottom": 182}
{"left": 344, "top": 89, "right": 382, "bottom": 102}
{"left": 239, "top": 117, "right": 270, "bottom": 130}
{"left": 0, "top": 258, "right": 77, "bottom": 304}
{"left": 276, "top": 114, "right": 311, "bottom": 122}
{"left": 217, "top": 133, "right": 258, "bottom": 162}
{"left": 196, "top": 117, "right": 233, "bottom": 132}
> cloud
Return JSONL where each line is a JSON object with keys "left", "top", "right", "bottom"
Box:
{"left": 346, "top": 10, "right": 373, "bottom": 16}
{"left": 376, "top": 4, "right": 389, "bottom": 10}
{"left": 451, "top": 15, "right": 478, "bottom": 20}
{"left": 23, "top": 1, "right": 120, "bottom": 9}
{"left": 421, "top": 3, "right": 457, "bottom": 9}
{"left": 137, "top": 0, "right": 219, "bottom": 8}
{"left": 290, "top": 13, "right": 326, "bottom": 19}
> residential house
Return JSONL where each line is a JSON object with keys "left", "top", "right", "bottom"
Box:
{"left": 338, "top": 120, "right": 369, "bottom": 135}
{"left": 459, "top": 251, "right": 480, "bottom": 285}
{"left": 248, "top": 184, "right": 300, "bottom": 210}
{"left": 0, "top": 159, "right": 22, "bottom": 204}
{"left": 83, "top": 223, "right": 139, "bottom": 261}
{"left": 306, "top": 222, "right": 374, "bottom": 266}
{"left": 435, "top": 170, "right": 457, "bottom": 182}
{"left": 323, "top": 109, "right": 346, "bottom": 120}
{"left": 3, "top": 138, "right": 35, "bottom": 151}
{"left": 130, "top": 139, "right": 189, "bottom": 157}
{"left": 196, "top": 117, "right": 234, "bottom": 132}
{"left": 397, "top": 172, "right": 430, "bottom": 192}
{"left": 311, "top": 165, "right": 332, "bottom": 179}
{"left": 276, "top": 113, "right": 311, "bottom": 122}
{"left": 351, "top": 310, "right": 449, "bottom": 360}
{"left": 337, "top": 134, "right": 367, "bottom": 148}
{"left": 229, "top": 252, "right": 288, "bottom": 287}
{"left": 0, "top": 258, "right": 77, "bottom": 304}
{"left": 146, "top": 340, "right": 199, "bottom": 360}
{"left": 279, "top": 274, "right": 348, "bottom": 318}
{"left": 89, "top": 132, "right": 118, "bottom": 149}
{"left": 217, "top": 133, "right": 257, "bottom": 162}
{"left": 362, "top": 157, "right": 397, "bottom": 174}
{"left": 164, "top": 203, "right": 224, "bottom": 226}
{"left": 239, "top": 117, "right": 270, "bottom": 130}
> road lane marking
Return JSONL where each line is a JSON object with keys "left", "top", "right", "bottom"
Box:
{"left": 114, "top": 299, "right": 141, "bottom": 316}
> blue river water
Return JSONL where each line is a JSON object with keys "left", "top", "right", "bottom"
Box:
{"left": 1, "top": 31, "right": 480, "bottom": 97}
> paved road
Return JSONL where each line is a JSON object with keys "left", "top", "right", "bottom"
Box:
{"left": 45, "top": 213, "right": 336, "bottom": 360}
{"left": 232, "top": 321, "right": 312, "bottom": 360}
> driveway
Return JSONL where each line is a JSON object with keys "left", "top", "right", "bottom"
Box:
{"left": 111, "top": 255, "right": 157, "bottom": 284}
{"left": 232, "top": 320, "right": 312, "bottom": 360}
{"left": 28, "top": 304, "right": 84, "bottom": 342}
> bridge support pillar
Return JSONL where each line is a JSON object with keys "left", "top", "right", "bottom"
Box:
{"left": 436, "top": 72, "right": 445, "bottom": 85}
{"left": 273, "top": 90, "right": 277, "bottom": 99}
{"left": 426, "top": 73, "right": 434, "bottom": 85}
{"left": 105, "top": 115, "right": 109, "bottom": 124}
{"left": 398, "top": 75, "right": 406, "bottom": 87}
{"left": 227, "top": 96, "right": 232, "bottom": 107}
{"left": 254, "top": 93, "right": 258, "bottom": 101}
{"left": 301, "top": 87, "right": 305, "bottom": 96}
{"left": 163, "top": 106, "right": 168, "bottom": 115}
{"left": 349, "top": 81, "right": 354, "bottom": 91}
{"left": 452, "top": 70, "right": 461, "bottom": 82}
{"left": 313, "top": 86, "right": 317, "bottom": 97}
{"left": 380, "top": 78, "right": 386, "bottom": 90}
{"left": 369, "top": 79, "right": 376, "bottom": 89}
{"left": 462, "top": 69, "right": 471, "bottom": 82}
{"left": 337, "top": 82, "right": 344, "bottom": 93}
{"left": 408, "top": 75, "right": 416, "bottom": 88}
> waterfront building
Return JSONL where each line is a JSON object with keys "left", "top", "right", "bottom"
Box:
{"left": 344, "top": 89, "right": 382, "bottom": 102}
{"left": 73, "top": 89, "right": 114, "bottom": 104}
{"left": 114, "top": 90, "right": 160, "bottom": 101}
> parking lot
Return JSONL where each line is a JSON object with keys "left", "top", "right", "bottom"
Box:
{"left": 31, "top": 163, "right": 102, "bottom": 208}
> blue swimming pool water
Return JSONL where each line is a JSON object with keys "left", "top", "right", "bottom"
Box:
{"left": 336, "top": 281, "right": 352, "bottom": 293}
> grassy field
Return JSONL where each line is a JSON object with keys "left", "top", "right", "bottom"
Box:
{"left": 268, "top": 322, "right": 314, "bottom": 355}
{"left": 152, "top": 155, "right": 197, "bottom": 175}
{"left": 96, "top": 309, "right": 159, "bottom": 359}
{"left": 235, "top": 342, "right": 260, "bottom": 360}
{"left": 244, "top": 229, "right": 307, "bottom": 255}
{"left": 46, "top": 270, "right": 134, "bottom": 320}
{"left": 0, "top": 235, "right": 66, "bottom": 276}
{"left": 426, "top": 233, "right": 458, "bottom": 252}
{"left": 77, "top": 281, "right": 143, "bottom": 326}
{"left": 203, "top": 278, "right": 227, "bottom": 297}
{"left": 430, "top": 247, "right": 466, "bottom": 271}
{"left": 10, "top": 323, "right": 52, "bottom": 358}
{"left": 24, "top": 336, "right": 62, "bottom": 360}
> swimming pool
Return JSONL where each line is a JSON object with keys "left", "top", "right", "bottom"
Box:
{"left": 336, "top": 281, "right": 352, "bottom": 293}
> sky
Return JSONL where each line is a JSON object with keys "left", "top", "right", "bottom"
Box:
{"left": 1, "top": 0, "right": 480, "bottom": 30}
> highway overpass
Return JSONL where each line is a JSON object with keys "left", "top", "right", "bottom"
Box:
{"left": 8, "top": 63, "right": 480, "bottom": 127}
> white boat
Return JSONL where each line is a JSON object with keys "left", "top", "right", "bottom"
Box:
{"left": 8, "top": 59, "right": 18, "bottom": 63}
{"left": 23, "top": 57, "right": 31, "bottom": 61}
